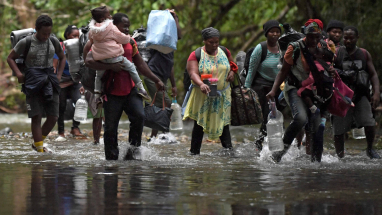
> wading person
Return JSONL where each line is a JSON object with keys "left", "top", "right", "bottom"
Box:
{"left": 332, "top": 26, "right": 380, "bottom": 159}
{"left": 53, "top": 25, "right": 85, "bottom": 139}
{"left": 266, "top": 19, "right": 336, "bottom": 162}
{"left": 7, "top": 15, "right": 65, "bottom": 152}
{"left": 83, "top": 6, "right": 150, "bottom": 103}
{"left": 145, "top": 9, "right": 181, "bottom": 139}
{"left": 183, "top": 27, "right": 236, "bottom": 155}
{"left": 85, "top": 12, "right": 164, "bottom": 160}
{"left": 244, "top": 20, "right": 282, "bottom": 151}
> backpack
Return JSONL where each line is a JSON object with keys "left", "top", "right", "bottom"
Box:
{"left": 10, "top": 29, "right": 59, "bottom": 76}
{"left": 76, "top": 26, "right": 98, "bottom": 93}
{"left": 183, "top": 46, "right": 229, "bottom": 92}
{"left": 132, "top": 26, "right": 151, "bottom": 63}
{"left": 243, "top": 41, "right": 268, "bottom": 75}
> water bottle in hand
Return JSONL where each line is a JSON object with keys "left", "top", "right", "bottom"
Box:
{"left": 266, "top": 101, "right": 284, "bottom": 151}
{"left": 170, "top": 98, "right": 183, "bottom": 130}
{"left": 74, "top": 94, "right": 88, "bottom": 122}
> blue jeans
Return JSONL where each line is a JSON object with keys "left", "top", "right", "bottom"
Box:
{"left": 103, "top": 88, "right": 144, "bottom": 160}
{"left": 283, "top": 88, "right": 320, "bottom": 146}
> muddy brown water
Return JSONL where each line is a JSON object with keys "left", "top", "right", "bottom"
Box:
{"left": 0, "top": 114, "right": 382, "bottom": 215}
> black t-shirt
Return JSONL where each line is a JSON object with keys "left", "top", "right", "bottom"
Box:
{"left": 148, "top": 49, "right": 174, "bottom": 81}
{"left": 334, "top": 47, "right": 368, "bottom": 102}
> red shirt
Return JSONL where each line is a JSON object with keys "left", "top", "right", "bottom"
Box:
{"left": 104, "top": 39, "right": 138, "bottom": 96}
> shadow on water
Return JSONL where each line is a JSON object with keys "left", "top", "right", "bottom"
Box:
{"left": 0, "top": 114, "right": 382, "bottom": 214}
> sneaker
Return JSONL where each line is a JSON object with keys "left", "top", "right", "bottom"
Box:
{"left": 31, "top": 144, "right": 51, "bottom": 153}
{"left": 137, "top": 89, "right": 152, "bottom": 101}
{"left": 55, "top": 136, "right": 67, "bottom": 142}
{"left": 366, "top": 148, "right": 381, "bottom": 159}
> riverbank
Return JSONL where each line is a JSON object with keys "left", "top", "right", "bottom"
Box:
{"left": 0, "top": 72, "right": 26, "bottom": 113}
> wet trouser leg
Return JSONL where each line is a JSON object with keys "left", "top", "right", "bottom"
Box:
{"left": 123, "top": 88, "right": 144, "bottom": 147}
{"left": 252, "top": 83, "right": 281, "bottom": 150}
{"left": 283, "top": 89, "right": 309, "bottom": 146}
{"left": 69, "top": 82, "right": 82, "bottom": 129}
{"left": 190, "top": 121, "right": 204, "bottom": 155}
{"left": 334, "top": 134, "right": 345, "bottom": 158}
{"left": 220, "top": 125, "right": 232, "bottom": 149}
{"left": 273, "top": 89, "right": 317, "bottom": 162}
{"left": 57, "top": 86, "right": 69, "bottom": 134}
{"left": 103, "top": 94, "right": 124, "bottom": 160}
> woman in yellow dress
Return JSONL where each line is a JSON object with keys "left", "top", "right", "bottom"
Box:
{"left": 183, "top": 27, "right": 236, "bottom": 155}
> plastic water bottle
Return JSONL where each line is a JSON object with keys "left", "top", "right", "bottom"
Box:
{"left": 236, "top": 51, "right": 246, "bottom": 84}
{"left": 266, "top": 101, "right": 284, "bottom": 151}
{"left": 170, "top": 99, "right": 183, "bottom": 130}
{"left": 352, "top": 127, "right": 366, "bottom": 139}
{"left": 73, "top": 94, "right": 88, "bottom": 122}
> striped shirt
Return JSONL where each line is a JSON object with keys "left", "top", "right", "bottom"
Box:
{"left": 244, "top": 43, "right": 281, "bottom": 88}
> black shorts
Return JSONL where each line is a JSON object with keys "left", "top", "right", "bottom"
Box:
{"left": 26, "top": 90, "right": 59, "bottom": 118}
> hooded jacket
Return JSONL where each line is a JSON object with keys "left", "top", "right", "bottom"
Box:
{"left": 88, "top": 19, "right": 131, "bottom": 61}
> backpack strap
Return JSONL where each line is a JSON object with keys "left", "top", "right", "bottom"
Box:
{"left": 195, "top": 47, "right": 202, "bottom": 62}
{"left": 218, "top": 45, "right": 229, "bottom": 58}
{"left": 196, "top": 46, "right": 228, "bottom": 63}
{"left": 59, "top": 41, "right": 65, "bottom": 53}
{"left": 49, "top": 36, "right": 61, "bottom": 54}
{"left": 23, "top": 35, "right": 32, "bottom": 59}
{"left": 260, "top": 41, "right": 267, "bottom": 63}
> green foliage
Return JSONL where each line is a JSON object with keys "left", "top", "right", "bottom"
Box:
{"left": 1, "top": 0, "right": 381, "bottom": 105}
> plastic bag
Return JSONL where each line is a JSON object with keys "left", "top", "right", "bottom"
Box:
{"left": 144, "top": 91, "right": 174, "bottom": 132}
{"left": 146, "top": 10, "right": 177, "bottom": 54}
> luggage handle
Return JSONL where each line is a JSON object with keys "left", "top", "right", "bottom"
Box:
{"left": 150, "top": 91, "right": 166, "bottom": 110}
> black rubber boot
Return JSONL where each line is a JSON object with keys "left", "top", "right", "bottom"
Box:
{"left": 124, "top": 146, "right": 141, "bottom": 160}
{"left": 220, "top": 125, "right": 232, "bottom": 149}
{"left": 311, "top": 122, "right": 324, "bottom": 163}
{"left": 366, "top": 148, "right": 381, "bottom": 159}
{"left": 190, "top": 121, "right": 204, "bottom": 155}
{"left": 270, "top": 144, "right": 290, "bottom": 163}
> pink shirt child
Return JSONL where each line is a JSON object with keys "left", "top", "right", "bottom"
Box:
{"left": 88, "top": 19, "right": 130, "bottom": 61}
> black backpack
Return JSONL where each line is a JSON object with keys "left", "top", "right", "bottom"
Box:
{"left": 76, "top": 26, "right": 98, "bottom": 93}
{"left": 183, "top": 46, "right": 229, "bottom": 92}
{"left": 243, "top": 41, "right": 268, "bottom": 75}
{"left": 10, "top": 29, "right": 59, "bottom": 76}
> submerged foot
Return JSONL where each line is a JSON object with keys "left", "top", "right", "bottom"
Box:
{"left": 366, "top": 148, "right": 381, "bottom": 159}
{"left": 270, "top": 150, "right": 285, "bottom": 163}
{"left": 124, "top": 146, "right": 141, "bottom": 160}
{"left": 254, "top": 139, "right": 263, "bottom": 152}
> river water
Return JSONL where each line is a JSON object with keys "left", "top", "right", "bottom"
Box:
{"left": 1, "top": 114, "right": 382, "bottom": 215}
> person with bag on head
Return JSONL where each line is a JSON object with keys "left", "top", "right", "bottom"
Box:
{"left": 244, "top": 20, "right": 283, "bottom": 151}
{"left": 85, "top": 12, "right": 164, "bottom": 160}
{"left": 183, "top": 27, "right": 236, "bottom": 155}
{"left": 53, "top": 25, "right": 86, "bottom": 140}
{"left": 144, "top": 9, "right": 182, "bottom": 139}
{"left": 7, "top": 15, "right": 65, "bottom": 152}
{"left": 331, "top": 26, "right": 381, "bottom": 159}
{"left": 266, "top": 19, "right": 338, "bottom": 163}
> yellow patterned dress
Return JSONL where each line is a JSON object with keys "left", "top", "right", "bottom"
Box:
{"left": 183, "top": 47, "right": 231, "bottom": 140}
